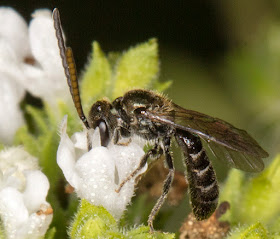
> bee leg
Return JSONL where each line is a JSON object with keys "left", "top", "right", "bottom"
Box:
{"left": 86, "top": 130, "right": 93, "bottom": 151}
{"left": 148, "top": 137, "right": 174, "bottom": 233}
{"left": 115, "top": 144, "right": 160, "bottom": 193}
{"left": 113, "top": 127, "right": 132, "bottom": 146}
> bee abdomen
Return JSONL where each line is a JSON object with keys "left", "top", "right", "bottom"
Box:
{"left": 187, "top": 149, "right": 219, "bottom": 220}
{"left": 175, "top": 131, "right": 219, "bottom": 220}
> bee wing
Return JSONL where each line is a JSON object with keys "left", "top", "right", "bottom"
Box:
{"left": 202, "top": 139, "right": 265, "bottom": 172}
{"left": 144, "top": 102, "right": 268, "bottom": 172}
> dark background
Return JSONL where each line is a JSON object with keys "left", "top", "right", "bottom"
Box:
{"left": 3, "top": 1, "right": 231, "bottom": 69}
{"left": 4, "top": 0, "right": 278, "bottom": 119}
{"left": 3, "top": 0, "right": 278, "bottom": 113}
{"left": 5, "top": 0, "right": 276, "bottom": 71}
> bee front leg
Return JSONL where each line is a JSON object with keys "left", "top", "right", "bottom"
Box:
{"left": 115, "top": 143, "right": 161, "bottom": 193}
{"left": 86, "top": 128, "right": 95, "bottom": 151}
{"left": 113, "top": 127, "right": 132, "bottom": 146}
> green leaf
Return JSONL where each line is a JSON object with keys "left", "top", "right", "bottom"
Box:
{"left": 39, "top": 129, "right": 60, "bottom": 185}
{"left": 25, "top": 105, "right": 48, "bottom": 134}
{"left": 44, "top": 227, "right": 56, "bottom": 239}
{"left": 70, "top": 199, "right": 117, "bottom": 238}
{"left": 152, "top": 80, "right": 172, "bottom": 93}
{"left": 239, "top": 155, "right": 280, "bottom": 225}
{"left": 227, "top": 223, "right": 268, "bottom": 239}
{"left": 70, "top": 200, "right": 175, "bottom": 239}
{"left": 220, "top": 169, "right": 245, "bottom": 224}
{"left": 102, "top": 231, "right": 126, "bottom": 239}
{"left": 127, "top": 226, "right": 175, "bottom": 239}
{"left": 81, "top": 41, "right": 112, "bottom": 112}
{"left": 14, "top": 126, "right": 40, "bottom": 157}
{"left": 220, "top": 154, "right": 280, "bottom": 238}
{"left": 112, "top": 38, "right": 159, "bottom": 98}
{"left": 57, "top": 101, "right": 82, "bottom": 135}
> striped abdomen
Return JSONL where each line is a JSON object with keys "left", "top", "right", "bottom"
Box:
{"left": 176, "top": 130, "right": 219, "bottom": 220}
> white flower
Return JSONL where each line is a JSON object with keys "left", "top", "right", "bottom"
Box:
{"left": 0, "top": 75, "right": 25, "bottom": 144}
{"left": 0, "top": 147, "right": 53, "bottom": 239}
{"left": 0, "top": 7, "right": 69, "bottom": 144}
{"left": 57, "top": 115, "right": 147, "bottom": 219}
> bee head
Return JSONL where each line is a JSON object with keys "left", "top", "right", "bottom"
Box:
{"left": 88, "top": 100, "right": 113, "bottom": 129}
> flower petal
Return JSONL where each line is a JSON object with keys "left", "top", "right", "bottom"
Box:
{"left": 17, "top": 206, "right": 53, "bottom": 239}
{"left": 28, "top": 9, "right": 68, "bottom": 103}
{"left": 0, "top": 187, "right": 29, "bottom": 238}
{"left": 110, "top": 142, "right": 147, "bottom": 181}
{"left": 0, "top": 39, "right": 26, "bottom": 83}
{"left": 0, "top": 7, "right": 31, "bottom": 60}
{"left": 57, "top": 116, "right": 80, "bottom": 188}
{"left": 74, "top": 147, "right": 120, "bottom": 216}
{"left": 73, "top": 137, "right": 146, "bottom": 219}
{"left": 0, "top": 74, "right": 25, "bottom": 144}
{"left": 22, "top": 170, "right": 50, "bottom": 213}
{"left": 0, "top": 147, "right": 39, "bottom": 173}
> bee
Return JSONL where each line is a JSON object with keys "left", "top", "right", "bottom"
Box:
{"left": 53, "top": 9, "right": 268, "bottom": 232}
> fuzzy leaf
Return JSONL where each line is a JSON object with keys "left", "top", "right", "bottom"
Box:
{"left": 220, "top": 155, "right": 280, "bottom": 226}
{"left": 227, "top": 223, "right": 268, "bottom": 239}
{"left": 81, "top": 41, "right": 112, "bottom": 112}
{"left": 112, "top": 38, "right": 159, "bottom": 98}
{"left": 57, "top": 101, "right": 82, "bottom": 135}
{"left": 239, "top": 155, "right": 280, "bottom": 225}
{"left": 127, "top": 226, "right": 175, "bottom": 239}
{"left": 219, "top": 169, "right": 245, "bottom": 224}
{"left": 70, "top": 199, "right": 117, "bottom": 238}
{"left": 70, "top": 200, "right": 175, "bottom": 239}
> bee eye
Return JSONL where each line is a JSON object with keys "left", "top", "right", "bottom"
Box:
{"left": 97, "top": 105, "right": 102, "bottom": 112}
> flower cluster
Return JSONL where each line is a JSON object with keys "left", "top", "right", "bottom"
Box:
{"left": 0, "top": 147, "right": 52, "bottom": 239}
{"left": 0, "top": 7, "right": 68, "bottom": 144}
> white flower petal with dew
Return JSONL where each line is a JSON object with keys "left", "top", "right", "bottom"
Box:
{"left": 0, "top": 147, "right": 53, "bottom": 239}
{"left": 0, "top": 8, "right": 70, "bottom": 144}
{"left": 57, "top": 115, "right": 147, "bottom": 219}
{"left": 0, "top": 188, "right": 29, "bottom": 237}
{"left": 0, "top": 7, "right": 69, "bottom": 104}
{"left": 22, "top": 170, "right": 50, "bottom": 213}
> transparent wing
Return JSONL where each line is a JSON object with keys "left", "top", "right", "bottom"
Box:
{"left": 203, "top": 140, "right": 265, "bottom": 172}
{"left": 144, "top": 102, "right": 268, "bottom": 172}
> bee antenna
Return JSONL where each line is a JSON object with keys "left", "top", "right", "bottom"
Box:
{"left": 53, "top": 8, "right": 90, "bottom": 129}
